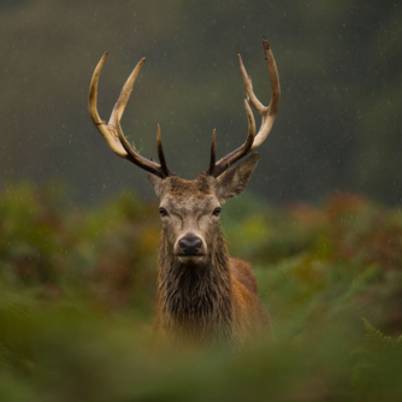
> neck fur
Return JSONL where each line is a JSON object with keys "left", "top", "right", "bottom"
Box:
{"left": 158, "top": 229, "right": 233, "bottom": 341}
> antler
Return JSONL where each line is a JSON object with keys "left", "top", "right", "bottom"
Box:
{"left": 208, "top": 40, "right": 280, "bottom": 177}
{"left": 88, "top": 53, "right": 170, "bottom": 178}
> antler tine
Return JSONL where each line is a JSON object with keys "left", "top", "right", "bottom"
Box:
{"left": 114, "top": 120, "right": 164, "bottom": 177}
{"left": 210, "top": 117, "right": 255, "bottom": 177}
{"left": 263, "top": 40, "right": 281, "bottom": 116}
{"left": 209, "top": 40, "right": 280, "bottom": 177}
{"left": 252, "top": 40, "right": 281, "bottom": 149}
{"left": 88, "top": 52, "right": 107, "bottom": 126}
{"left": 88, "top": 53, "right": 170, "bottom": 178}
{"left": 108, "top": 57, "right": 146, "bottom": 126}
{"left": 208, "top": 99, "right": 256, "bottom": 176}
{"left": 156, "top": 123, "right": 170, "bottom": 177}
{"left": 89, "top": 52, "right": 128, "bottom": 157}
{"left": 238, "top": 53, "right": 266, "bottom": 113}
{"left": 244, "top": 97, "right": 257, "bottom": 137}
{"left": 208, "top": 128, "right": 217, "bottom": 175}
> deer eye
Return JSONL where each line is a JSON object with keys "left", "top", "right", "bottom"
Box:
{"left": 159, "top": 207, "right": 169, "bottom": 217}
{"left": 212, "top": 207, "right": 222, "bottom": 217}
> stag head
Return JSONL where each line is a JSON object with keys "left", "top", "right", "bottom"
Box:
{"left": 89, "top": 41, "right": 280, "bottom": 265}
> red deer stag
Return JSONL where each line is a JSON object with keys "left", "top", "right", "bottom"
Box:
{"left": 88, "top": 41, "right": 280, "bottom": 343}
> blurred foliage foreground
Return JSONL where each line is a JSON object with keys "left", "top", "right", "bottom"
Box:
{"left": 0, "top": 184, "right": 401, "bottom": 401}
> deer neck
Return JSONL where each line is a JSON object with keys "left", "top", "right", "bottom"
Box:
{"left": 158, "top": 229, "right": 233, "bottom": 341}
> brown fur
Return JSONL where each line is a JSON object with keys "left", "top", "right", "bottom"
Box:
{"left": 155, "top": 238, "right": 268, "bottom": 343}
{"left": 153, "top": 169, "right": 269, "bottom": 344}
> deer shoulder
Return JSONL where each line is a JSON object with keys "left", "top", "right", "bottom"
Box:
{"left": 230, "top": 257, "right": 270, "bottom": 340}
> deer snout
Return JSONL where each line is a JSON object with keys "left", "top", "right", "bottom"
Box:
{"left": 177, "top": 233, "right": 204, "bottom": 256}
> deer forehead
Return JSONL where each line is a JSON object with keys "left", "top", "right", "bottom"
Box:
{"left": 160, "top": 176, "right": 220, "bottom": 213}
{"left": 161, "top": 176, "right": 215, "bottom": 197}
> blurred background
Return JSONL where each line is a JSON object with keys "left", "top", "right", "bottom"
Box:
{"left": 1, "top": 0, "right": 401, "bottom": 204}
{"left": 0, "top": 1, "right": 402, "bottom": 401}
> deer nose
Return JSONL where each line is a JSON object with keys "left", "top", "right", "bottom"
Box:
{"left": 178, "top": 233, "right": 203, "bottom": 256}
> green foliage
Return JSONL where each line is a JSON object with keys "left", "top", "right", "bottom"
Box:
{"left": 0, "top": 185, "right": 401, "bottom": 401}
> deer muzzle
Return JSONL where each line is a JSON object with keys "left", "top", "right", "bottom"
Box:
{"left": 176, "top": 233, "right": 205, "bottom": 257}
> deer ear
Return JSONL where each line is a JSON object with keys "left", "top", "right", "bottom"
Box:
{"left": 147, "top": 174, "right": 164, "bottom": 198}
{"left": 216, "top": 153, "right": 259, "bottom": 202}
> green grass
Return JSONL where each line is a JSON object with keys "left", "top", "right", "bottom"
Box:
{"left": 0, "top": 184, "right": 401, "bottom": 401}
